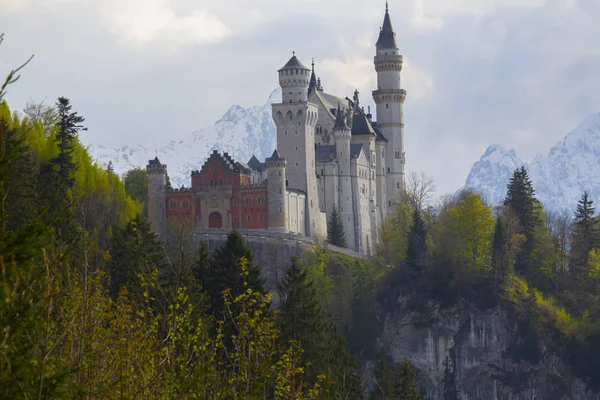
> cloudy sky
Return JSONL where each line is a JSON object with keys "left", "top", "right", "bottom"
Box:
{"left": 1, "top": 0, "right": 599, "bottom": 195}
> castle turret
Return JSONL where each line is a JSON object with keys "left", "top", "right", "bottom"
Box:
{"left": 146, "top": 157, "right": 167, "bottom": 240}
{"left": 266, "top": 150, "right": 288, "bottom": 232}
{"left": 373, "top": 2, "right": 406, "bottom": 212}
{"left": 272, "top": 53, "right": 322, "bottom": 238}
{"left": 333, "top": 104, "right": 355, "bottom": 250}
{"left": 278, "top": 52, "right": 311, "bottom": 103}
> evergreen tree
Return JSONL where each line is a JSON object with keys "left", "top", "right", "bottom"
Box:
{"left": 442, "top": 357, "right": 459, "bottom": 400}
{"left": 328, "top": 204, "right": 347, "bottom": 248}
{"left": 504, "top": 166, "right": 539, "bottom": 240}
{"left": 53, "top": 96, "right": 86, "bottom": 189}
{"left": 372, "top": 356, "right": 396, "bottom": 400}
{"left": 406, "top": 208, "right": 427, "bottom": 279}
{"left": 492, "top": 216, "right": 511, "bottom": 290}
{"left": 165, "top": 174, "right": 173, "bottom": 190}
{"left": 277, "top": 257, "right": 328, "bottom": 359}
{"left": 571, "top": 191, "right": 599, "bottom": 271}
{"left": 503, "top": 166, "right": 541, "bottom": 276}
{"left": 203, "top": 230, "right": 265, "bottom": 318}
{"left": 108, "top": 214, "right": 167, "bottom": 300}
{"left": 395, "top": 358, "right": 423, "bottom": 400}
{"left": 107, "top": 161, "right": 114, "bottom": 173}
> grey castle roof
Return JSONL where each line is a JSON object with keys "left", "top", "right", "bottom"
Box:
{"left": 315, "top": 143, "right": 364, "bottom": 163}
{"left": 148, "top": 156, "right": 162, "bottom": 165}
{"left": 376, "top": 5, "right": 399, "bottom": 49}
{"left": 371, "top": 122, "right": 389, "bottom": 143}
{"left": 267, "top": 149, "right": 284, "bottom": 162}
{"left": 309, "top": 60, "right": 318, "bottom": 94}
{"left": 351, "top": 109, "right": 376, "bottom": 137}
{"left": 247, "top": 155, "right": 265, "bottom": 172}
{"left": 278, "top": 54, "right": 310, "bottom": 71}
{"left": 333, "top": 104, "right": 350, "bottom": 131}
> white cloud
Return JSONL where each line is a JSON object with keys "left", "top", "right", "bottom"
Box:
{"left": 103, "top": 0, "right": 230, "bottom": 49}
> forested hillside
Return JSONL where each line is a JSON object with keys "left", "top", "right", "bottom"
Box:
{"left": 4, "top": 37, "right": 600, "bottom": 399}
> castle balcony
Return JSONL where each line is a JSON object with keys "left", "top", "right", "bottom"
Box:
{"left": 372, "top": 88, "right": 407, "bottom": 104}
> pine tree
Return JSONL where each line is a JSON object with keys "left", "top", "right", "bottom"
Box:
{"left": 204, "top": 230, "right": 265, "bottom": 318}
{"left": 108, "top": 214, "right": 167, "bottom": 301}
{"left": 503, "top": 166, "right": 541, "bottom": 276}
{"left": 107, "top": 161, "right": 114, "bottom": 173}
{"left": 571, "top": 191, "right": 599, "bottom": 271}
{"left": 504, "top": 166, "right": 539, "bottom": 240}
{"left": 395, "top": 358, "right": 423, "bottom": 400}
{"left": 442, "top": 357, "right": 459, "bottom": 400}
{"left": 492, "top": 216, "right": 511, "bottom": 290}
{"left": 328, "top": 204, "right": 347, "bottom": 248}
{"left": 53, "top": 96, "right": 86, "bottom": 189}
{"left": 406, "top": 208, "right": 427, "bottom": 279}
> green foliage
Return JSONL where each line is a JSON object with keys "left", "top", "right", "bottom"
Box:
{"left": 445, "top": 193, "right": 495, "bottom": 272}
{"left": 406, "top": 208, "right": 428, "bottom": 279}
{"left": 328, "top": 204, "right": 347, "bottom": 248}
{"left": 125, "top": 167, "right": 148, "bottom": 216}
{"left": 371, "top": 357, "right": 423, "bottom": 400}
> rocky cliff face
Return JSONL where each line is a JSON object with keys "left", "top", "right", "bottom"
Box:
{"left": 371, "top": 299, "right": 599, "bottom": 400}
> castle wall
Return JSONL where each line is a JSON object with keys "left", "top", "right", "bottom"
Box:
{"left": 192, "top": 228, "right": 371, "bottom": 307}
{"left": 239, "top": 187, "right": 268, "bottom": 229}
{"left": 147, "top": 161, "right": 167, "bottom": 240}
{"left": 285, "top": 191, "right": 305, "bottom": 235}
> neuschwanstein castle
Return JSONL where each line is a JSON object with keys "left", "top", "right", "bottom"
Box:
{"left": 146, "top": 4, "right": 406, "bottom": 256}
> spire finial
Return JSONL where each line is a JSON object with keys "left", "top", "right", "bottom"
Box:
{"left": 312, "top": 58, "right": 315, "bottom": 72}
{"left": 292, "top": 51, "right": 295, "bottom": 56}
{"left": 386, "top": 1, "right": 388, "bottom": 12}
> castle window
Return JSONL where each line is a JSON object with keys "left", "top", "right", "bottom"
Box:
{"left": 295, "top": 146, "right": 298, "bottom": 151}
{"left": 290, "top": 114, "right": 293, "bottom": 121}
{"left": 258, "top": 197, "right": 265, "bottom": 205}
{"left": 233, "top": 216, "right": 237, "bottom": 222}
{"left": 395, "top": 150, "right": 400, "bottom": 159}
{"left": 386, "top": 104, "right": 389, "bottom": 109}
{"left": 321, "top": 169, "right": 324, "bottom": 176}
{"left": 382, "top": 149, "right": 385, "bottom": 158}
{"left": 247, "top": 215, "right": 251, "bottom": 222}
{"left": 387, "top": 167, "right": 390, "bottom": 173}
{"left": 245, "top": 197, "right": 251, "bottom": 205}
{"left": 182, "top": 201, "right": 189, "bottom": 209}
{"left": 233, "top": 199, "right": 237, "bottom": 206}
{"left": 279, "top": 171, "right": 282, "bottom": 177}
{"left": 397, "top": 183, "right": 400, "bottom": 189}
{"left": 285, "top": 130, "right": 288, "bottom": 136}
{"left": 169, "top": 201, "right": 177, "bottom": 210}
{"left": 310, "top": 200, "right": 313, "bottom": 208}
{"left": 279, "top": 188, "right": 282, "bottom": 194}
{"left": 280, "top": 207, "right": 283, "bottom": 212}
{"left": 259, "top": 214, "right": 263, "bottom": 221}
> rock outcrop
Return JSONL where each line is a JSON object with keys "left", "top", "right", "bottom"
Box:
{"left": 369, "top": 299, "right": 599, "bottom": 399}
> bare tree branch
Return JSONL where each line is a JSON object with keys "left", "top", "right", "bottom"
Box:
{"left": 0, "top": 33, "right": 35, "bottom": 101}
{"left": 405, "top": 171, "right": 436, "bottom": 211}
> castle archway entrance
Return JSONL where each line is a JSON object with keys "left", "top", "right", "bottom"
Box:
{"left": 208, "top": 212, "right": 223, "bottom": 228}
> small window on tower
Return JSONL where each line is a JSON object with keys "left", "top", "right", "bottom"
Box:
{"left": 387, "top": 167, "right": 390, "bottom": 173}
{"left": 169, "top": 201, "right": 177, "bottom": 210}
{"left": 259, "top": 214, "right": 263, "bottom": 221}
{"left": 397, "top": 183, "right": 400, "bottom": 189}
{"left": 279, "top": 171, "right": 282, "bottom": 177}
{"left": 247, "top": 215, "right": 251, "bottom": 222}
{"left": 395, "top": 150, "right": 400, "bottom": 159}
{"left": 386, "top": 104, "right": 389, "bottom": 109}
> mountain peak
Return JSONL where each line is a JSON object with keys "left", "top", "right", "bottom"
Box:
{"left": 465, "top": 110, "right": 600, "bottom": 213}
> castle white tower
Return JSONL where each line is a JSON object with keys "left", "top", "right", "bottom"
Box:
{"left": 265, "top": 150, "right": 288, "bottom": 232}
{"left": 333, "top": 104, "right": 356, "bottom": 250}
{"left": 373, "top": 3, "right": 406, "bottom": 212}
{"left": 272, "top": 53, "right": 323, "bottom": 238}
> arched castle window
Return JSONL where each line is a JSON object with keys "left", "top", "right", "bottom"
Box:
{"left": 245, "top": 197, "right": 251, "bottom": 205}
{"left": 169, "top": 201, "right": 177, "bottom": 210}
{"left": 182, "top": 201, "right": 189, "bottom": 209}
{"left": 258, "top": 197, "right": 264, "bottom": 205}
{"left": 395, "top": 149, "right": 401, "bottom": 159}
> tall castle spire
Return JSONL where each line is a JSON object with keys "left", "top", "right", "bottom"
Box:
{"left": 309, "top": 58, "right": 318, "bottom": 94}
{"left": 376, "top": 2, "right": 398, "bottom": 49}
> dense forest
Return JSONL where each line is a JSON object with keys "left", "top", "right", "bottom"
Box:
{"left": 3, "top": 36, "right": 600, "bottom": 399}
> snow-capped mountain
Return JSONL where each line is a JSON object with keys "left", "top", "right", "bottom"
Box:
{"left": 88, "top": 89, "right": 280, "bottom": 188}
{"left": 464, "top": 111, "right": 600, "bottom": 213}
